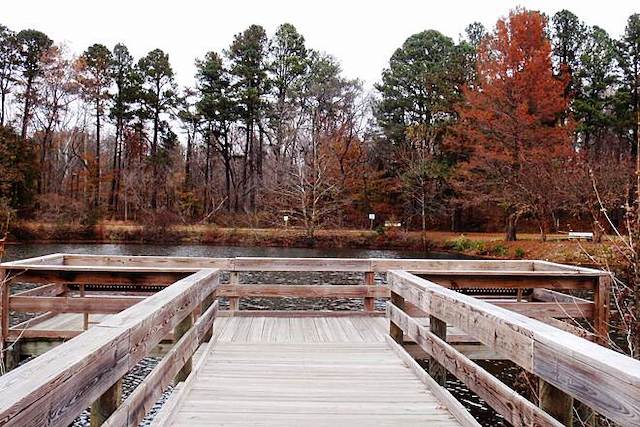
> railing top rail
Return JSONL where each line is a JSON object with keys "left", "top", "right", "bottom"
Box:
{"left": 387, "top": 270, "right": 640, "bottom": 426}
{"left": 0, "top": 268, "right": 220, "bottom": 426}
{"left": 0, "top": 254, "right": 608, "bottom": 276}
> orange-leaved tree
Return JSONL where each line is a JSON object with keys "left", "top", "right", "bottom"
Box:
{"left": 450, "top": 9, "right": 573, "bottom": 241}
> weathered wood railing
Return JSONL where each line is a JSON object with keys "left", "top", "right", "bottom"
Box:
{"left": 1, "top": 255, "right": 610, "bottom": 364}
{"left": 0, "top": 254, "right": 630, "bottom": 426}
{"left": 387, "top": 270, "right": 640, "bottom": 426}
{"left": 0, "top": 268, "right": 220, "bottom": 427}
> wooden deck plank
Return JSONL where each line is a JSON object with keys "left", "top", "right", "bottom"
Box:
{"left": 163, "top": 317, "right": 465, "bottom": 427}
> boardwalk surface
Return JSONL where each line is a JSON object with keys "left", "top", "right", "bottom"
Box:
{"left": 158, "top": 317, "right": 463, "bottom": 426}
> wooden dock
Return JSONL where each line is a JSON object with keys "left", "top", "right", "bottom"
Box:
{"left": 156, "top": 316, "right": 468, "bottom": 426}
{"left": 0, "top": 254, "right": 638, "bottom": 426}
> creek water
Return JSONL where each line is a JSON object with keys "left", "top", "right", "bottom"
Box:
{"left": 3, "top": 243, "right": 511, "bottom": 426}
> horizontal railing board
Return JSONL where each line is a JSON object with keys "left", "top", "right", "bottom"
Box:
{"left": 1, "top": 255, "right": 606, "bottom": 277}
{"left": 11, "top": 283, "right": 66, "bottom": 298}
{"left": 218, "top": 310, "right": 386, "bottom": 318}
{"left": 421, "top": 275, "right": 596, "bottom": 290}
{"left": 61, "top": 254, "right": 231, "bottom": 269}
{"left": 387, "top": 270, "right": 640, "bottom": 426}
{"left": 1, "top": 254, "right": 65, "bottom": 267}
{"left": 7, "top": 329, "right": 83, "bottom": 340}
{"left": 403, "top": 298, "right": 592, "bottom": 320}
{"left": 0, "top": 269, "right": 220, "bottom": 427}
{"left": 3, "top": 270, "right": 189, "bottom": 285}
{"left": 531, "top": 288, "right": 592, "bottom": 305}
{"left": 218, "top": 284, "right": 389, "bottom": 298}
{"left": 231, "top": 257, "right": 372, "bottom": 272}
{"left": 10, "top": 295, "right": 146, "bottom": 314}
{"left": 387, "top": 303, "right": 562, "bottom": 427}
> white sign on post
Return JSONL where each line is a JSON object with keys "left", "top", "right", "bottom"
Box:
{"left": 368, "top": 213, "right": 375, "bottom": 220}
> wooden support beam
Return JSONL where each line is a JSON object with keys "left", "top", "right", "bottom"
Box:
{"left": 9, "top": 295, "right": 146, "bottom": 314}
{"left": 364, "top": 271, "right": 375, "bottom": 312}
{"left": 80, "top": 285, "right": 88, "bottom": 330}
{"left": 428, "top": 315, "right": 447, "bottom": 386}
{"left": 228, "top": 272, "right": 239, "bottom": 312}
{"left": 218, "top": 284, "right": 388, "bottom": 298}
{"left": 593, "top": 275, "right": 611, "bottom": 345}
{"left": 174, "top": 313, "right": 194, "bottom": 384}
{"left": 422, "top": 275, "right": 595, "bottom": 290}
{"left": 0, "top": 267, "right": 7, "bottom": 373}
{"left": 218, "top": 310, "right": 385, "bottom": 318}
{"left": 389, "top": 291, "right": 404, "bottom": 344}
{"left": 4, "top": 269, "right": 188, "bottom": 286}
{"left": 90, "top": 379, "right": 122, "bottom": 427}
{"left": 201, "top": 292, "right": 216, "bottom": 342}
{"left": 11, "top": 283, "right": 66, "bottom": 297}
{"left": 539, "top": 379, "right": 573, "bottom": 426}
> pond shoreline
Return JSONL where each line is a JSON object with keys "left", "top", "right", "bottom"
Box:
{"left": 4, "top": 221, "right": 610, "bottom": 265}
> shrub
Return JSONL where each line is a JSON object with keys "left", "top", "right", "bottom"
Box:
{"left": 449, "top": 235, "right": 485, "bottom": 253}
{"left": 514, "top": 247, "right": 526, "bottom": 259}
{"left": 491, "top": 243, "right": 508, "bottom": 257}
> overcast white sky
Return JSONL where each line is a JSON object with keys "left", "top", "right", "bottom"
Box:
{"left": 3, "top": 1, "right": 638, "bottom": 90}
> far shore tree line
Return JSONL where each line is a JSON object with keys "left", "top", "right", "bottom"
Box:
{"left": 0, "top": 9, "right": 639, "bottom": 243}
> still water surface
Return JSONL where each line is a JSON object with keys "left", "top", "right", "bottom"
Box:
{"left": 3, "top": 242, "right": 462, "bottom": 262}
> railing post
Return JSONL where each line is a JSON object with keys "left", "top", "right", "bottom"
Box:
{"left": 201, "top": 291, "right": 216, "bottom": 342}
{"left": 80, "top": 284, "right": 89, "bottom": 330}
{"left": 90, "top": 379, "right": 122, "bottom": 427}
{"left": 594, "top": 275, "right": 611, "bottom": 346}
{"left": 364, "top": 271, "right": 375, "bottom": 312}
{"left": 389, "top": 291, "right": 404, "bottom": 344}
{"left": 229, "top": 271, "right": 239, "bottom": 312}
{"left": 174, "top": 312, "right": 194, "bottom": 383}
{"left": 428, "top": 315, "right": 447, "bottom": 386}
{"left": 0, "top": 268, "right": 8, "bottom": 374}
{"left": 539, "top": 379, "right": 573, "bottom": 426}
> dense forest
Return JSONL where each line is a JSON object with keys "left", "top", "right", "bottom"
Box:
{"left": 0, "top": 8, "right": 639, "bottom": 242}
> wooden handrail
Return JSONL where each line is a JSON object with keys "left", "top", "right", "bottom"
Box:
{"left": 387, "top": 270, "right": 640, "bottom": 426}
{"left": 0, "top": 268, "right": 220, "bottom": 427}
{"left": 1, "top": 253, "right": 609, "bottom": 275}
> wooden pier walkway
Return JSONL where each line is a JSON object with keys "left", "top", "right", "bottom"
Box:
{"left": 156, "top": 317, "right": 467, "bottom": 426}
{"left": 1, "top": 254, "right": 640, "bottom": 427}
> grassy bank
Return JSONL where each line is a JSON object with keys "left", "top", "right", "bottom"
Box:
{"left": 6, "top": 221, "right": 610, "bottom": 264}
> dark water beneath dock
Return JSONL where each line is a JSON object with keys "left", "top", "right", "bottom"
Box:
{"left": 3, "top": 243, "right": 512, "bottom": 426}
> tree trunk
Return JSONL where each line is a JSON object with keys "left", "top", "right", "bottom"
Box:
{"left": 21, "top": 78, "right": 33, "bottom": 139}
{"left": 0, "top": 90, "right": 6, "bottom": 126}
{"left": 505, "top": 212, "right": 518, "bottom": 241}
{"left": 592, "top": 219, "right": 603, "bottom": 244}
{"left": 224, "top": 137, "right": 231, "bottom": 213}
{"left": 184, "top": 129, "right": 192, "bottom": 191}
{"left": 151, "top": 107, "right": 159, "bottom": 210}
{"left": 95, "top": 99, "right": 101, "bottom": 210}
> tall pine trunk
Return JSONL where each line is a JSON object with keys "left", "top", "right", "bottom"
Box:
{"left": 20, "top": 77, "right": 33, "bottom": 139}
{"left": 94, "top": 98, "right": 101, "bottom": 210}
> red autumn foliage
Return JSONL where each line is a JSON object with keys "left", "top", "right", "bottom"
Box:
{"left": 450, "top": 9, "right": 574, "bottom": 241}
